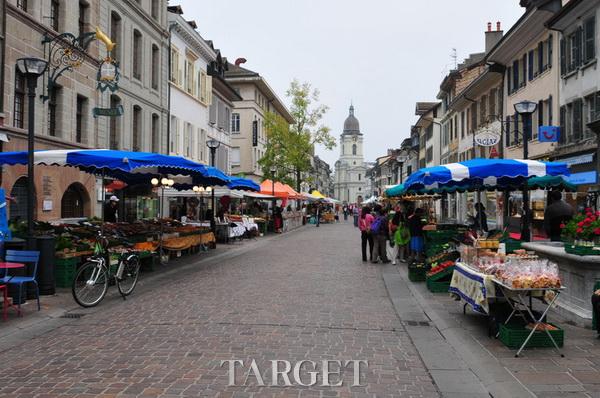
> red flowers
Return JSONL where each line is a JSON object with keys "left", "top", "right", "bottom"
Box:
{"left": 560, "top": 223, "right": 566, "bottom": 229}
{"left": 594, "top": 228, "right": 600, "bottom": 235}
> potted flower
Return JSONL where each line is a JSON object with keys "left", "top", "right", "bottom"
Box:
{"left": 561, "top": 208, "right": 600, "bottom": 247}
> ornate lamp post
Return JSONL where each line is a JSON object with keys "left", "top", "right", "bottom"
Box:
{"left": 152, "top": 177, "right": 174, "bottom": 262}
{"left": 396, "top": 155, "right": 408, "bottom": 184}
{"left": 206, "top": 139, "right": 220, "bottom": 232}
{"left": 16, "top": 58, "right": 48, "bottom": 243}
{"left": 514, "top": 100, "right": 538, "bottom": 242}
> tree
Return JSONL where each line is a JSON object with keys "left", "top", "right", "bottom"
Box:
{"left": 259, "top": 80, "right": 335, "bottom": 193}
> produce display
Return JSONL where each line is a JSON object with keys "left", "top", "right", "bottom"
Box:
{"left": 427, "top": 260, "right": 455, "bottom": 277}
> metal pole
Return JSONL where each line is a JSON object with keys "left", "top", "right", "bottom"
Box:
{"left": 272, "top": 179, "right": 275, "bottom": 233}
{"left": 400, "top": 163, "right": 404, "bottom": 184}
{"left": 26, "top": 77, "right": 37, "bottom": 245}
{"left": 521, "top": 114, "right": 531, "bottom": 242}
{"left": 210, "top": 148, "right": 216, "bottom": 233}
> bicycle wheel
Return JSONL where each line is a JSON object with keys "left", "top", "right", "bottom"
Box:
{"left": 117, "top": 255, "right": 140, "bottom": 297}
{"left": 72, "top": 261, "right": 109, "bottom": 308}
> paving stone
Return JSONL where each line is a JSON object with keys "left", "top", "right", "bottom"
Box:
{"left": 514, "top": 371, "right": 579, "bottom": 385}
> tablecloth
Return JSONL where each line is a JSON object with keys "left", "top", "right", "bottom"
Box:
{"left": 449, "top": 262, "right": 497, "bottom": 314}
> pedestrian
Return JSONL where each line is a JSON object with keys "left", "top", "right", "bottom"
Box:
{"left": 593, "top": 288, "right": 600, "bottom": 339}
{"left": 473, "top": 203, "right": 488, "bottom": 233}
{"left": 315, "top": 204, "right": 321, "bottom": 228}
{"left": 408, "top": 208, "right": 425, "bottom": 259}
{"left": 389, "top": 206, "right": 410, "bottom": 265}
{"left": 104, "top": 195, "right": 119, "bottom": 223}
{"left": 359, "top": 206, "right": 374, "bottom": 262}
{"left": 371, "top": 205, "right": 390, "bottom": 264}
{"left": 353, "top": 205, "right": 359, "bottom": 227}
{"left": 544, "top": 190, "right": 574, "bottom": 241}
{"left": 343, "top": 205, "right": 349, "bottom": 221}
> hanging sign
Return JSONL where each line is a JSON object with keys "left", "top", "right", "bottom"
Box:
{"left": 474, "top": 130, "right": 501, "bottom": 147}
{"left": 97, "top": 57, "right": 120, "bottom": 92}
{"left": 93, "top": 105, "right": 124, "bottom": 118}
{"left": 538, "top": 126, "right": 560, "bottom": 142}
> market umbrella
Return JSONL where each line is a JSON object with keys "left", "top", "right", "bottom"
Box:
{"left": 0, "top": 149, "right": 230, "bottom": 185}
{"left": 260, "top": 180, "right": 290, "bottom": 198}
{"left": 527, "top": 175, "right": 576, "bottom": 192}
{"left": 385, "top": 184, "right": 405, "bottom": 197}
{"left": 227, "top": 177, "right": 260, "bottom": 192}
{"left": 311, "top": 190, "right": 326, "bottom": 199}
{"left": 282, "top": 184, "right": 304, "bottom": 200}
{"left": 404, "top": 158, "right": 570, "bottom": 192}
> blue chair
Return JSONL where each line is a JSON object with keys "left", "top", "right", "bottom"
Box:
{"left": 1, "top": 250, "right": 40, "bottom": 314}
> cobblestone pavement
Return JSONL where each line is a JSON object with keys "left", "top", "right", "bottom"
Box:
{"left": 0, "top": 223, "right": 439, "bottom": 397}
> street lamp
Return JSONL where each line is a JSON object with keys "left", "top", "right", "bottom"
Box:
{"left": 514, "top": 100, "right": 538, "bottom": 242}
{"left": 152, "top": 176, "right": 174, "bottom": 263}
{"left": 206, "top": 139, "right": 220, "bottom": 232}
{"left": 16, "top": 57, "right": 48, "bottom": 244}
{"left": 396, "top": 155, "right": 408, "bottom": 184}
{"left": 270, "top": 166, "right": 276, "bottom": 233}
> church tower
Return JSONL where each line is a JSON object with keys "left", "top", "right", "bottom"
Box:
{"left": 334, "top": 105, "right": 368, "bottom": 204}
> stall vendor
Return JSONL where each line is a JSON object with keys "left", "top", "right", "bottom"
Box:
{"left": 104, "top": 195, "right": 119, "bottom": 223}
{"left": 544, "top": 190, "right": 574, "bottom": 241}
{"left": 593, "top": 288, "right": 600, "bottom": 339}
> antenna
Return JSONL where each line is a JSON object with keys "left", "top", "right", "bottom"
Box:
{"left": 451, "top": 48, "right": 458, "bottom": 70}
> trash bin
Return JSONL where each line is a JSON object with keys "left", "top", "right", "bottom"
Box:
{"left": 36, "top": 236, "right": 56, "bottom": 296}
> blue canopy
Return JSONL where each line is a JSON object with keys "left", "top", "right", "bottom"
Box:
{"left": 227, "top": 177, "right": 260, "bottom": 192}
{"left": 404, "top": 158, "right": 570, "bottom": 192}
{"left": 0, "top": 149, "right": 230, "bottom": 186}
{"left": 385, "top": 184, "right": 405, "bottom": 197}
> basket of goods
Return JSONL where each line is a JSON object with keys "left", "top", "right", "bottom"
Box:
{"left": 499, "top": 321, "right": 564, "bottom": 348}
{"left": 408, "top": 260, "right": 428, "bottom": 282}
{"left": 499, "top": 259, "right": 562, "bottom": 289}
{"left": 426, "top": 260, "right": 455, "bottom": 293}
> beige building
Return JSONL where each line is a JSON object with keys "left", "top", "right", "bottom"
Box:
{"left": 1, "top": 0, "right": 105, "bottom": 221}
{"left": 224, "top": 63, "right": 293, "bottom": 182}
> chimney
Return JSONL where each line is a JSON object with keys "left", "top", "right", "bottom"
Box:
{"left": 485, "top": 21, "right": 504, "bottom": 54}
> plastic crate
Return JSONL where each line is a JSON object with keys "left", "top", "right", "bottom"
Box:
{"left": 408, "top": 267, "right": 427, "bottom": 282}
{"left": 498, "top": 322, "right": 564, "bottom": 349}
{"left": 55, "top": 257, "right": 78, "bottom": 288}
{"left": 426, "top": 265, "right": 455, "bottom": 282}
{"left": 426, "top": 279, "right": 451, "bottom": 293}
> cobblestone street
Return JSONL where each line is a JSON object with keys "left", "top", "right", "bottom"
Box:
{"left": 0, "top": 223, "right": 438, "bottom": 397}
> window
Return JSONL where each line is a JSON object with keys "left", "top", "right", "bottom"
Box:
{"left": 231, "top": 113, "right": 240, "bottom": 133}
{"left": 61, "top": 183, "right": 85, "bottom": 218}
{"left": 528, "top": 50, "right": 534, "bottom": 81}
{"left": 559, "top": 106, "right": 566, "bottom": 144}
{"left": 538, "top": 41, "right": 544, "bottom": 75}
{"left": 78, "top": 1, "right": 88, "bottom": 37}
{"left": 151, "top": 0, "right": 159, "bottom": 20}
{"left": 573, "top": 98, "right": 583, "bottom": 141}
{"left": 76, "top": 95, "right": 87, "bottom": 143}
{"left": 480, "top": 95, "right": 487, "bottom": 125}
{"left": 151, "top": 114, "right": 159, "bottom": 153}
{"left": 512, "top": 60, "right": 519, "bottom": 92}
{"left": 109, "top": 95, "right": 121, "bottom": 149}
{"left": 584, "top": 17, "right": 596, "bottom": 63}
{"left": 170, "top": 48, "right": 181, "bottom": 85}
{"left": 489, "top": 89, "right": 497, "bottom": 118}
{"left": 505, "top": 116, "right": 511, "bottom": 147}
{"left": 358, "top": 174, "right": 361, "bottom": 181}
{"left": 426, "top": 147, "right": 433, "bottom": 163}
{"left": 231, "top": 147, "right": 241, "bottom": 166}
{"left": 536, "top": 99, "right": 543, "bottom": 141}
{"left": 13, "top": 71, "right": 25, "bottom": 128}
{"left": 16, "top": 0, "right": 26, "bottom": 12}
{"left": 133, "top": 30, "right": 142, "bottom": 80}
{"left": 460, "top": 111, "right": 465, "bottom": 138}
{"left": 185, "top": 59, "right": 194, "bottom": 94}
{"left": 132, "top": 105, "right": 142, "bottom": 151}
{"left": 110, "top": 12, "right": 121, "bottom": 61}
{"left": 198, "top": 129, "right": 206, "bottom": 161}
{"left": 470, "top": 102, "right": 477, "bottom": 131}
{"left": 225, "top": 107, "right": 231, "bottom": 133}
{"left": 151, "top": 45, "right": 159, "bottom": 90}
{"left": 50, "top": 0, "right": 59, "bottom": 31}
{"left": 217, "top": 99, "right": 226, "bottom": 130}
{"left": 48, "top": 85, "right": 59, "bottom": 137}
{"left": 352, "top": 144, "right": 357, "bottom": 155}
{"left": 198, "top": 70, "right": 211, "bottom": 104}
{"left": 184, "top": 123, "right": 191, "bottom": 157}
{"left": 548, "top": 34, "right": 553, "bottom": 69}
{"left": 521, "top": 54, "right": 527, "bottom": 87}
{"left": 170, "top": 116, "right": 178, "bottom": 154}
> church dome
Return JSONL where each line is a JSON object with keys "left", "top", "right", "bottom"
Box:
{"left": 343, "top": 105, "right": 361, "bottom": 135}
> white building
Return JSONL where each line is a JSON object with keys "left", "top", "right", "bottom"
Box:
{"left": 334, "top": 105, "right": 368, "bottom": 203}
{"left": 167, "top": 9, "right": 214, "bottom": 165}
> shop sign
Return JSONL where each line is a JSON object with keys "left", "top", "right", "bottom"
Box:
{"left": 538, "top": 126, "right": 560, "bottom": 142}
{"left": 474, "top": 130, "right": 500, "bottom": 147}
{"left": 252, "top": 121, "right": 258, "bottom": 147}
{"left": 561, "top": 153, "right": 594, "bottom": 167}
{"left": 564, "top": 171, "right": 597, "bottom": 185}
{"left": 93, "top": 105, "right": 124, "bottom": 118}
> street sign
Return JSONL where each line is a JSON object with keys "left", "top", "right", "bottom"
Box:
{"left": 474, "top": 130, "right": 501, "bottom": 147}
{"left": 252, "top": 120, "right": 258, "bottom": 146}
{"left": 93, "top": 105, "right": 124, "bottom": 118}
{"left": 539, "top": 126, "right": 560, "bottom": 142}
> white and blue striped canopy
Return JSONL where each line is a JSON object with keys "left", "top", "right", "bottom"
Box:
{"left": 0, "top": 149, "right": 231, "bottom": 186}
{"left": 404, "top": 158, "right": 570, "bottom": 191}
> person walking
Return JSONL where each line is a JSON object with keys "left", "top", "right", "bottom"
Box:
{"left": 371, "top": 205, "right": 390, "bottom": 264}
{"left": 408, "top": 208, "right": 425, "bottom": 259}
{"left": 359, "top": 206, "right": 374, "bottom": 262}
{"left": 473, "top": 203, "right": 488, "bottom": 233}
{"left": 315, "top": 204, "right": 321, "bottom": 227}
{"left": 389, "top": 206, "right": 410, "bottom": 265}
{"left": 544, "top": 190, "right": 574, "bottom": 241}
{"left": 353, "top": 205, "right": 359, "bottom": 227}
{"left": 343, "top": 205, "right": 349, "bottom": 221}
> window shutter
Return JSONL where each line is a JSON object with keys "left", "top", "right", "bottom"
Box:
{"left": 538, "top": 42, "right": 544, "bottom": 74}
{"left": 522, "top": 54, "right": 527, "bottom": 87}
{"left": 560, "top": 37, "right": 566, "bottom": 74}
{"left": 575, "top": 27, "right": 583, "bottom": 67}
{"left": 513, "top": 114, "right": 519, "bottom": 145}
{"left": 585, "top": 17, "right": 596, "bottom": 62}
{"left": 548, "top": 34, "right": 553, "bottom": 68}
{"left": 559, "top": 106, "right": 566, "bottom": 144}
{"left": 206, "top": 76, "right": 213, "bottom": 105}
{"left": 512, "top": 60, "right": 519, "bottom": 91}
{"left": 505, "top": 116, "right": 511, "bottom": 147}
{"left": 177, "top": 53, "right": 183, "bottom": 86}
{"left": 507, "top": 67, "right": 512, "bottom": 94}
{"left": 528, "top": 50, "right": 535, "bottom": 80}
{"left": 548, "top": 95, "right": 553, "bottom": 126}
{"left": 574, "top": 99, "right": 583, "bottom": 141}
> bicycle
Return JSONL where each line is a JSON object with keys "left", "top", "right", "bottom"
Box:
{"left": 72, "top": 230, "right": 141, "bottom": 308}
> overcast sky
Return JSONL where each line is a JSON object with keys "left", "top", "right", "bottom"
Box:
{"left": 175, "top": 0, "right": 524, "bottom": 167}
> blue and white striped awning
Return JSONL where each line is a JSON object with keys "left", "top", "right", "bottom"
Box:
{"left": 0, "top": 149, "right": 231, "bottom": 186}
{"left": 404, "top": 158, "right": 570, "bottom": 191}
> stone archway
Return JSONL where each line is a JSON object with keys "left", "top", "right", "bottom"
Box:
{"left": 9, "top": 176, "right": 35, "bottom": 222}
{"left": 61, "top": 182, "right": 90, "bottom": 218}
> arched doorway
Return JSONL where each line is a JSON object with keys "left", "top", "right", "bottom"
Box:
{"left": 9, "top": 176, "right": 35, "bottom": 222}
{"left": 61, "top": 183, "right": 89, "bottom": 218}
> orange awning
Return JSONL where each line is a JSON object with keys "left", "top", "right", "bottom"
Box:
{"left": 260, "top": 180, "right": 290, "bottom": 198}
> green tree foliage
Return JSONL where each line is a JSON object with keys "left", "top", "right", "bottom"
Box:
{"left": 259, "top": 80, "right": 335, "bottom": 192}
